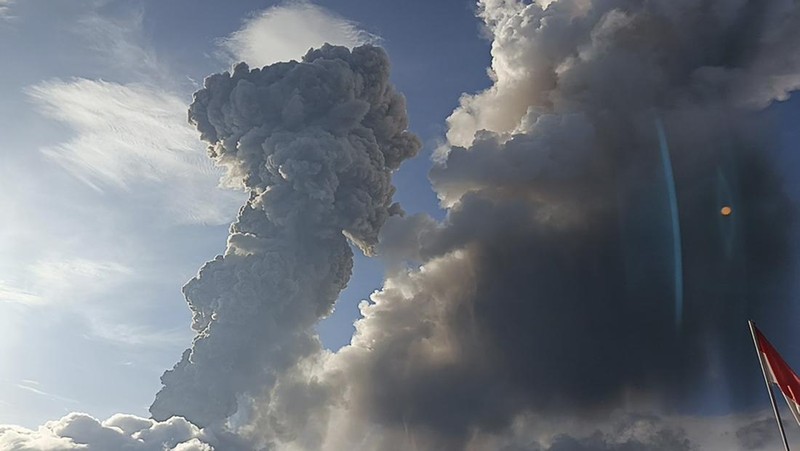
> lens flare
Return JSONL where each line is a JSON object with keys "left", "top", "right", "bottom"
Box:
{"left": 655, "top": 117, "right": 684, "bottom": 331}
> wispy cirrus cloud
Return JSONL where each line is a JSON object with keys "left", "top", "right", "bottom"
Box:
{"left": 30, "top": 257, "right": 132, "bottom": 298}
{"left": 27, "top": 79, "right": 199, "bottom": 191}
{"left": 220, "top": 1, "right": 380, "bottom": 68}
{"left": 16, "top": 380, "right": 80, "bottom": 406}
{"left": 0, "top": 281, "right": 41, "bottom": 305}
{"left": 1, "top": 258, "right": 131, "bottom": 309}
{"left": 0, "top": 1, "right": 14, "bottom": 20}
{"left": 26, "top": 79, "right": 241, "bottom": 225}
{"left": 85, "top": 322, "right": 192, "bottom": 348}
{"left": 74, "top": 5, "right": 171, "bottom": 85}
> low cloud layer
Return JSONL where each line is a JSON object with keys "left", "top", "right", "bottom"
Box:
{"left": 0, "top": 413, "right": 220, "bottom": 450}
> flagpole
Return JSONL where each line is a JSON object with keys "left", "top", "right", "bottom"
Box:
{"left": 750, "top": 320, "right": 791, "bottom": 451}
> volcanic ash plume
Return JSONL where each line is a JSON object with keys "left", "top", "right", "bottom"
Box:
{"left": 149, "top": 44, "right": 420, "bottom": 427}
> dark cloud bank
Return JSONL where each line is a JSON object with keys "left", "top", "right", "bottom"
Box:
{"left": 326, "top": 0, "right": 799, "bottom": 448}
{"left": 4, "top": 0, "right": 800, "bottom": 450}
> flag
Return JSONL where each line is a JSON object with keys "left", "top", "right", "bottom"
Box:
{"left": 754, "top": 324, "right": 800, "bottom": 427}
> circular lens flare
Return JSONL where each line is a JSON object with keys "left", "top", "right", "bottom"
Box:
{"left": 720, "top": 206, "right": 732, "bottom": 216}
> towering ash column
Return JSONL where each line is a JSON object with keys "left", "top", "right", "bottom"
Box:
{"left": 150, "top": 44, "right": 420, "bottom": 427}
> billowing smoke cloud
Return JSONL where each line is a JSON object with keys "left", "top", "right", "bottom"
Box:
{"left": 234, "top": 0, "right": 800, "bottom": 449}
{"left": 149, "top": 44, "right": 420, "bottom": 427}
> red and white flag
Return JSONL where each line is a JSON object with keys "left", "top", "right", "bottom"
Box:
{"left": 753, "top": 324, "right": 800, "bottom": 427}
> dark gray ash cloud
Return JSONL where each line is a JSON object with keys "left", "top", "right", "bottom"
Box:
{"left": 149, "top": 43, "right": 420, "bottom": 428}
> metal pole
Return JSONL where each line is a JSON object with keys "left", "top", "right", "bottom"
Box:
{"left": 750, "top": 320, "right": 791, "bottom": 451}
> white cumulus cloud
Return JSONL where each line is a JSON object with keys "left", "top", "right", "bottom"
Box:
{"left": 220, "top": 1, "right": 379, "bottom": 67}
{"left": 0, "top": 413, "right": 216, "bottom": 451}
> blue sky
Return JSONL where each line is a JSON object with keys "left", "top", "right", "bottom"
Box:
{"left": 1, "top": 1, "right": 800, "bottom": 449}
